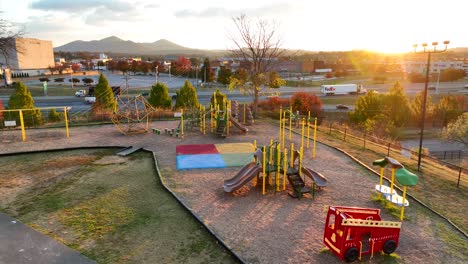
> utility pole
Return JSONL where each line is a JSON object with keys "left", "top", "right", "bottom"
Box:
{"left": 155, "top": 65, "right": 158, "bottom": 84}
{"left": 413, "top": 40, "right": 449, "bottom": 171}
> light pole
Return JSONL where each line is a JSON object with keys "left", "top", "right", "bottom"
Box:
{"left": 155, "top": 65, "right": 158, "bottom": 84}
{"left": 413, "top": 40, "right": 449, "bottom": 171}
{"left": 69, "top": 66, "right": 73, "bottom": 89}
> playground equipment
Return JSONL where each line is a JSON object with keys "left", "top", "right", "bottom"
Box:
{"left": 214, "top": 99, "right": 249, "bottom": 138}
{"left": 323, "top": 206, "right": 401, "bottom": 262}
{"left": 373, "top": 157, "right": 419, "bottom": 220}
{"left": 223, "top": 140, "right": 328, "bottom": 197}
{"left": 112, "top": 95, "right": 158, "bottom": 135}
{"left": 0, "top": 107, "right": 70, "bottom": 141}
{"left": 279, "top": 107, "right": 318, "bottom": 158}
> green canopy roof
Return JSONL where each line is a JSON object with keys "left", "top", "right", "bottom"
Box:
{"left": 372, "top": 157, "right": 404, "bottom": 169}
{"left": 372, "top": 158, "right": 387, "bottom": 167}
{"left": 395, "top": 168, "right": 419, "bottom": 186}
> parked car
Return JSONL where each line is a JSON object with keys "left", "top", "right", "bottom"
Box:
{"left": 336, "top": 104, "right": 349, "bottom": 110}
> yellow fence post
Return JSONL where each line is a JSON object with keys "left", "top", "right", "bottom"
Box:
{"left": 290, "top": 143, "right": 294, "bottom": 167}
{"left": 19, "top": 110, "right": 26, "bottom": 142}
{"left": 313, "top": 117, "right": 317, "bottom": 159}
{"left": 279, "top": 107, "right": 282, "bottom": 149}
{"left": 301, "top": 118, "right": 305, "bottom": 150}
{"left": 64, "top": 107, "right": 70, "bottom": 138}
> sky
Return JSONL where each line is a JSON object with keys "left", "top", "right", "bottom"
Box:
{"left": 0, "top": 0, "right": 466, "bottom": 53}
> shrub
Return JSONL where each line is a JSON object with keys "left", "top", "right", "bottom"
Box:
{"left": 175, "top": 80, "right": 199, "bottom": 110}
{"left": 48, "top": 108, "right": 61, "bottom": 122}
{"left": 257, "top": 96, "right": 289, "bottom": 111}
{"left": 148, "top": 82, "right": 171, "bottom": 109}
{"left": 290, "top": 92, "right": 322, "bottom": 117}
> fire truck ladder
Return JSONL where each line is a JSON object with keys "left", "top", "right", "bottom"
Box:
{"left": 341, "top": 219, "right": 402, "bottom": 228}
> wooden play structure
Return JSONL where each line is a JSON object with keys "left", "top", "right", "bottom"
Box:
{"left": 323, "top": 206, "right": 401, "bottom": 262}
{"left": 372, "top": 157, "right": 419, "bottom": 220}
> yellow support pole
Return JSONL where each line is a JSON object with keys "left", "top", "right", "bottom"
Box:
{"left": 200, "top": 105, "right": 203, "bottom": 133}
{"left": 313, "top": 117, "right": 318, "bottom": 159}
{"left": 299, "top": 146, "right": 303, "bottom": 177}
{"left": 301, "top": 118, "right": 305, "bottom": 150}
{"left": 269, "top": 139, "right": 273, "bottom": 164}
{"left": 253, "top": 140, "right": 257, "bottom": 151}
{"left": 307, "top": 111, "right": 310, "bottom": 149}
{"left": 181, "top": 109, "right": 184, "bottom": 138}
{"left": 283, "top": 148, "right": 287, "bottom": 190}
{"left": 276, "top": 144, "right": 280, "bottom": 191}
{"left": 19, "top": 110, "right": 26, "bottom": 142}
{"left": 289, "top": 106, "right": 292, "bottom": 140}
{"left": 400, "top": 186, "right": 407, "bottom": 221}
{"left": 279, "top": 107, "right": 283, "bottom": 149}
{"left": 243, "top": 104, "right": 246, "bottom": 125}
{"left": 390, "top": 168, "right": 395, "bottom": 196}
{"left": 282, "top": 111, "right": 286, "bottom": 146}
{"left": 262, "top": 146, "right": 267, "bottom": 195}
{"left": 290, "top": 143, "right": 295, "bottom": 167}
{"left": 64, "top": 107, "right": 70, "bottom": 138}
{"left": 226, "top": 101, "right": 230, "bottom": 136}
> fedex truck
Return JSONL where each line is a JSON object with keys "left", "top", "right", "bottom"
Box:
{"left": 321, "top": 84, "right": 366, "bottom": 95}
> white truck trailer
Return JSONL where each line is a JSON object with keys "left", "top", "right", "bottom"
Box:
{"left": 320, "top": 84, "right": 366, "bottom": 95}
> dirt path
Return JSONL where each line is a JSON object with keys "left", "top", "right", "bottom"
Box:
{"left": 1, "top": 121, "right": 466, "bottom": 263}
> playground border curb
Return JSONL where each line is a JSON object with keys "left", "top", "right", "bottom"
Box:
{"left": 0, "top": 147, "right": 245, "bottom": 263}
{"left": 281, "top": 123, "right": 468, "bottom": 238}
{"left": 147, "top": 149, "right": 246, "bottom": 264}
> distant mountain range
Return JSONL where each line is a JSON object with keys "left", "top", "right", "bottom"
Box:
{"left": 54, "top": 36, "right": 225, "bottom": 56}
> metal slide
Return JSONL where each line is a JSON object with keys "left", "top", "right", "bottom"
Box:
{"left": 229, "top": 116, "right": 249, "bottom": 133}
{"left": 223, "top": 164, "right": 261, "bottom": 193}
{"left": 301, "top": 167, "right": 328, "bottom": 187}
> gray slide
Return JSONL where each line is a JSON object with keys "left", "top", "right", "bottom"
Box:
{"left": 301, "top": 167, "right": 328, "bottom": 187}
{"left": 223, "top": 163, "right": 262, "bottom": 193}
{"left": 230, "top": 116, "right": 249, "bottom": 133}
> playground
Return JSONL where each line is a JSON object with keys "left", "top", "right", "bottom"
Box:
{"left": 0, "top": 120, "right": 467, "bottom": 263}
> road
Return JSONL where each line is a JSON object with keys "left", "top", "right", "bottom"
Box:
{"left": 2, "top": 72, "right": 466, "bottom": 113}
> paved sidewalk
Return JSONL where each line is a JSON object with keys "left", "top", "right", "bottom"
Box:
{"left": 0, "top": 212, "right": 95, "bottom": 264}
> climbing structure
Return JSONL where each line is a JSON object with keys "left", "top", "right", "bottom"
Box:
{"left": 111, "top": 95, "right": 157, "bottom": 135}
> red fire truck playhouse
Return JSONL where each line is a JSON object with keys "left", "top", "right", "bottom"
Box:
{"left": 323, "top": 206, "right": 401, "bottom": 262}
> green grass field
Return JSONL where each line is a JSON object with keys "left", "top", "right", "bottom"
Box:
{"left": 0, "top": 149, "right": 238, "bottom": 264}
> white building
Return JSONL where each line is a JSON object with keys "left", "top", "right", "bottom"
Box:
{"left": 0, "top": 38, "right": 55, "bottom": 76}
{"left": 403, "top": 61, "right": 465, "bottom": 74}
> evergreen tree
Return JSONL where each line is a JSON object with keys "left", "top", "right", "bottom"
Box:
{"left": 148, "top": 82, "right": 172, "bottom": 109}
{"left": 175, "top": 80, "right": 199, "bottom": 109}
{"left": 7, "top": 81, "right": 43, "bottom": 127}
{"left": 94, "top": 73, "right": 117, "bottom": 111}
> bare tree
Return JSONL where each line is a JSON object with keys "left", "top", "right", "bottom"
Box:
{"left": 0, "top": 13, "right": 24, "bottom": 65}
{"left": 228, "top": 14, "right": 285, "bottom": 117}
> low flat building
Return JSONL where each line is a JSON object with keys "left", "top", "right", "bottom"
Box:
{"left": 0, "top": 38, "right": 55, "bottom": 76}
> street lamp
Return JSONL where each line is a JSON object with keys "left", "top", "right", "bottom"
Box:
{"left": 155, "top": 65, "right": 158, "bottom": 84}
{"left": 69, "top": 66, "right": 74, "bottom": 89}
{"left": 413, "top": 40, "right": 449, "bottom": 171}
